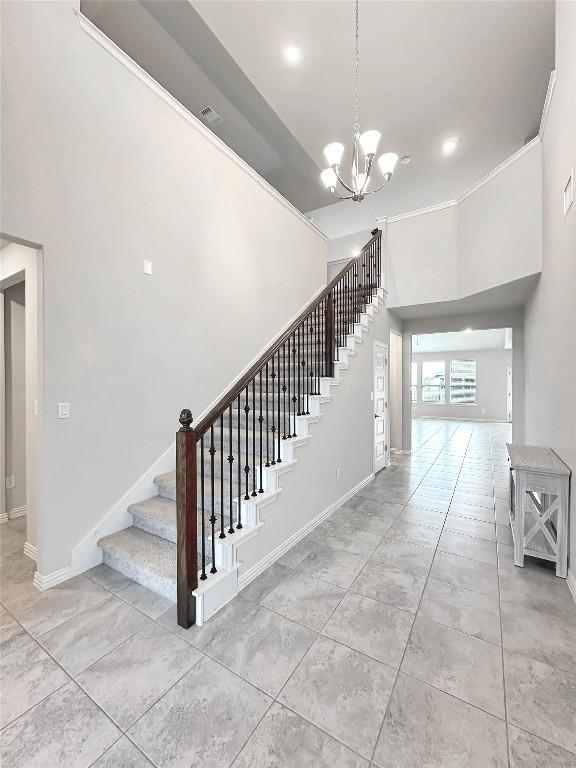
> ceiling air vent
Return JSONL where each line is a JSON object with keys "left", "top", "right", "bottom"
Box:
{"left": 199, "top": 105, "right": 223, "bottom": 126}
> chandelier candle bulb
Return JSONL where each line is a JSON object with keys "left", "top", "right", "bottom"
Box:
{"left": 378, "top": 152, "right": 399, "bottom": 176}
{"left": 321, "top": 168, "right": 338, "bottom": 189}
{"left": 359, "top": 130, "right": 381, "bottom": 156}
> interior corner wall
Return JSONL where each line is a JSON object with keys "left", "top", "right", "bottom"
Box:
{"left": 1, "top": 1, "right": 326, "bottom": 574}
{"left": 412, "top": 348, "right": 513, "bottom": 422}
{"left": 524, "top": 1, "right": 576, "bottom": 579}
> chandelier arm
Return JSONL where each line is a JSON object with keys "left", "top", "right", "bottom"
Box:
{"left": 364, "top": 176, "right": 393, "bottom": 196}
{"left": 358, "top": 154, "right": 374, "bottom": 194}
{"left": 330, "top": 189, "right": 355, "bottom": 200}
{"left": 333, "top": 168, "right": 357, "bottom": 195}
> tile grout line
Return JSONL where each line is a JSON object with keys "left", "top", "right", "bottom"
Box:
{"left": 368, "top": 422, "right": 473, "bottom": 766}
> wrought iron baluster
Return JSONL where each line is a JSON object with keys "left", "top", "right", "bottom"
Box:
{"left": 291, "top": 334, "right": 298, "bottom": 435}
{"left": 200, "top": 435, "right": 206, "bottom": 581}
{"left": 244, "top": 387, "right": 250, "bottom": 501}
{"left": 227, "top": 405, "right": 234, "bottom": 534}
{"left": 219, "top": 415, "right": 225, "bottom": 539}
{"left": 237, "top": 397, "right": 242, "bottom": 529}
{"left": 265, "top": 363, "right": 270, "bottom": 467}
{"left": 258, "top": 371, "right": 264, "bottom": 493}
{"left": 271, "top": 356, "right": 276, "bottom": 465}
{"left": 251, "top": 379, "right": 257, "bottom": 496}
{"left": 276, "top": 351, "right": 282, "bottom": 461}
{"left": 209, "top": 426, "right": 217, "bottom": 573}
{"left": 282, "top": 342, "right": 287, "bottom": 440}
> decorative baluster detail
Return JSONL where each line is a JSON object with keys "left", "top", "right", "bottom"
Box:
{"left": 251, "top": 379, "right": 257, "bottom": 496}
{"left": 265, "top": 362, "right": 270, "bottom": 466}
{"left": 175, "top": 409, "right": 197, "bottom": 628}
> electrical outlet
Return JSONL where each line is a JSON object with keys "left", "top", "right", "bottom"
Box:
{"left": 144, "top": 260, "right": 153, "bottom": 275}
{"left": 6, "top": 475, "right": 15, "bottom": 490}
{"left": 336, "top": 467, "right": 341, "bottom": 480}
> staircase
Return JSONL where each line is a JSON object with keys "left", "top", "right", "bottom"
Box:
{"left": 98, "top": 231, "right": 385, "bottom": 625}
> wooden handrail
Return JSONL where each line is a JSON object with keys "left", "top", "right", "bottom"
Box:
{"left": 193, "top": 229, "right": 381, "bottom": 439}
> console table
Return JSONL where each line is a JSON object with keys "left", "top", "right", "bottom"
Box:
{"left": 507, "top": 444, "right": 570, "bottom": 577}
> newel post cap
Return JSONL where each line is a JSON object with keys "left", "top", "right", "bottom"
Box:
{"left": 179, "top": 409, "right": 193, "bottom": 431}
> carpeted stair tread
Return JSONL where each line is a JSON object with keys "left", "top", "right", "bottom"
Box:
{"left": 97, "top": 527, "right": 179, "bottom": 601}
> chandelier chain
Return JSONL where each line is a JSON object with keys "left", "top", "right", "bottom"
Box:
{"left": 354, "top": 0, "right": 360, "bottom": 134}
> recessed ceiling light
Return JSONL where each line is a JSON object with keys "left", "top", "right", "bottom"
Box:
{"left": 400, "top": 155, "right": 411, "bottom": 165}
{"left": 352, "top": 247, "right": 361, "bottom": 257}
{"left": 463, "top": 327, "right": 473, "bottom": 333}
{"left": 283, "top": 45, "right": 302, "bottom": 66}
{"left": 442, "top": 137, "right": 458, "bottom": 156}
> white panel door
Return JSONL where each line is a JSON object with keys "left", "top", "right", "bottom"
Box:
{"left": 374, "top": 341, "right": 388, "bottom": 473}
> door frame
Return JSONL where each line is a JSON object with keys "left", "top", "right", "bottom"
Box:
{"left": 373, "top": 340, "right": 390, "bottom": 473}
{"left": 506, "top": 365, "right": 513, "bottom": 423}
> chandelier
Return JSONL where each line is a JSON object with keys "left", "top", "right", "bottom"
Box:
{"left": 320, "top": 0, "right": 398, "bottom": 202}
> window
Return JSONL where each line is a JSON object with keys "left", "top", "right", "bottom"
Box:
{"left": 450, "top": 359, "right": 477, "bottom": 403}
{"left": 421, "top": 361, "right": 446, "bottom": 403}
{"left": 411, "top": 362, "right": 418, "bottom": 403}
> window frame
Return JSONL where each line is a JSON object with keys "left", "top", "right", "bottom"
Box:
{"left": 420, "top": 360, "right": 446, "bottom": 404}
{"left": 449, "top": 359, "right": 477, "bottom": 405}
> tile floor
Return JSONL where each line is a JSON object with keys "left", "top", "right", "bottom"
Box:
{"left": 1, "top": 419, "right": 575, "bottom": 767}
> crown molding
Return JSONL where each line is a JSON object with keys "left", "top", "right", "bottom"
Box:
{"left": 539, "top": 70, "right": 556, "bottom": 137}
{"left": 76, "top": 13, "right": 327, "bottom": 243}
{"left": 378, "top": 199, "right": 457, "bottom": 226}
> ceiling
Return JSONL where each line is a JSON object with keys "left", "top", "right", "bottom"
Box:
{"left": 412, "top": 328, "right": 510, "bottom": 354}
{"left": 82, "top": 1, "right": 554, "bottom": 237}
{"left": 194, "top": 0, "right": 555, "bottom": 238}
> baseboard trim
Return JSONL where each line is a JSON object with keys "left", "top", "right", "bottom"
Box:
{"left": 238, "top": 473, "right": 374, "bottom": 592}
{"left": 9, "top": 506, "right": 28, "bottom": 519}
{"left": 567, "top": 568, "right": 576, "bottom": 605}
{"left": 33, "top": 566, "right": 73, "bottom": 591}
{"left": 23, "top": 542, "right": 37, "bottom": 561}
{"left": 0, "top": 513, "right": 8, "bottom": 524}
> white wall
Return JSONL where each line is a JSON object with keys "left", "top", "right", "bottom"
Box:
{"left": 524, "top": 2, "right": 576, "bottom": 583}
{"left": 3, "top": 282, "right": 27, "bottom": 512}
{"left": 378, "top": 140, "right": 543, "bottom": 310}
{"left": 457, "top": 147, "right": 542, "bottom": 296}
{"left": 412, "top": 348, "right": 513, "bottom": 422}
{"left": 386, "top": 206, "right": 458, "bottom": 308}
{"left": 389, "top": 331, "right": 403, "bottom": 450}
{"left": 1, "top": 2, "right": 326, "bottom": 574}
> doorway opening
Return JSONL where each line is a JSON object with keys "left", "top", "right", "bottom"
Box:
{"left": 0, "top": 239, "right": 43, "bottom": 561}
{"left": 410, "top": 327, "right": 513, "bottom": 447}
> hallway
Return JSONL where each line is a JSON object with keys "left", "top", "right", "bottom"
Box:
{"left": 1, "top": 420, "right": 575, "bottom": 767}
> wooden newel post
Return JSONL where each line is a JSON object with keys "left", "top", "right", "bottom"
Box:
{"left": 325, "top": 289, "right": 335, "bottom": 378}
{"left": 176, "top": 408, "right": 198, "bottom": 629}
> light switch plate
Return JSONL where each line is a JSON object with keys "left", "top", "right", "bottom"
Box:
{"left": 144, "top": 260, "right": 153, "bottom": 275}
{"left": 5, "top": 475, "right": 15, "bottom": 490}
{"left": 58, "top": 402, "right": 70, "bottom": 419}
